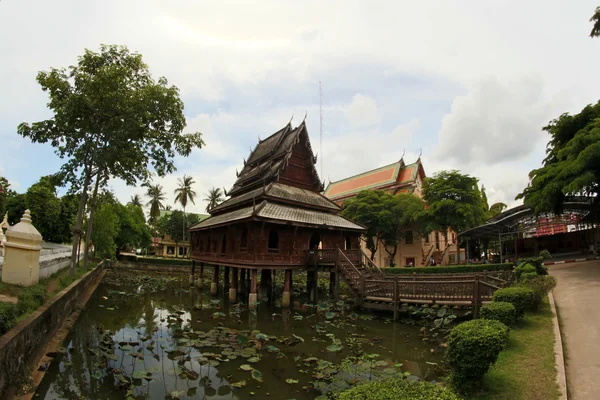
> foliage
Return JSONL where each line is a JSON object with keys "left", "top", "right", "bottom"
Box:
{"left": 521, "top": 272, "right": 537, "bottom": 281}
{"left": 92, "top": 202, "right": 119, "bottom": 259}
{"left": 539, "top": 249, "right": 552, "bottom": 260}
{"left": 481, "top": 185, "right": 507, "bottom": 220}
{"left": 384, "top": 263, "right": 513, "bottom": 275}
{"left": 516, "top": 275, "right": 557, "bottom": 310}
{"left": 5, "top": 191, "right": 27, "bottom": 225}
{"left": 335, "top": 378, "right": 460, "bottom": 400}
{"left": 591, "top": 6, "right": 600, "bottom": 37}
{"left": 128, "top": 194, "right": 142, "bottom": 208}
{"left": 480, "top": 302, "right": 517, "bottom": 327}
{"left": 174, "top": 174, "right": 197, "bottom": 210}
{"left": 157, "top": 210, "right": 201, "bottom": 243}
{"left": 492, "top": 287, "right": 535, "bottom": 318}
{"left": 16, "top": 284, "right": 47, "bottom": 315}
{"left": 518, "top": 257, "right": 548, "bottom": 275}
{"left": 204, "top": 187, "right": 224, "bottom": 212}
{"left": 421, "top": 170, "right": 487, "bottom": 236}
{"left": 0, "top": 302, "right": 17, "bottom": 335}
{"left": 445, "top": 319, "right": 510, "bottom": 392}
{"left": 515, "top": 263, "right": 537, "bottom": 281}
{"left": 145, "top": 183, "right": 166, "bottom": 226}
{"left": 517, "top": 101, "right": 600, "bottom": 213}
{"left": 0, "top": 176, "right": 9, "bottom": 217}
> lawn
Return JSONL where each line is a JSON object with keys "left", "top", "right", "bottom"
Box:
{"left": 469, "top": 299, "right": 559, "bottom": 400}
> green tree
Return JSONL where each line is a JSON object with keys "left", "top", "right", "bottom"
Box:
{"left": 488, "top": 202, "right": 507, "bottom": 218}
{"left": 0, "top": 177, "right": 9, "bottom": 217}
{"left": 91, "top": 202, "right": 119, "bottom": 259}
{"left": 18, "top": 44, "right": 204, "bottom": 275}
{"left": 145, "top": 183, "right": 166, "bottom": 227}
{"left": 25, "top": 176, "right": 62, "bottom": 242}
{"left": 517, "top": 102, "right": 600, "bottom": 213}
{"left": 114, "top": 204, "right": 151, "bottom": 255}
{"left": 174, "top": 174, "right": 197, "bottom": 241}
{"left": 157, "top": 210, "right": 201, "bottom": 258}
{"left": 5, "top": 192, "right": 27, "bottom": 225}
{"left": 204, "top": 187, "right": 224, "bottom": 212}
{"left": 128, "top": 194, "right": 143, "bottom": 208}
{"left": 591, "top": 6, "right": 600, "bottom": 37}
{"left": 421, "top": 170, "right": 486, "bottom": 239}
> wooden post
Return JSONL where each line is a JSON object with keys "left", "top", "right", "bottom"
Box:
{"left": 334, "top": 264, "right": 340, "bottom": 300}
{"left": 197, "top": 262, "right": 204, "bottom": 289}
{"left": 229, "top": 268, "right": 238, "bottom": 302}
{"left": 360, "top": 275, "right": 365, "bottom": 301}
{"left": 189, "top": 260, "right": 195, "bottom": 286}
{"left": 473, "top": 275, "right": 481, "bottom": 319}
{"left": 260, "top": 269, "right": 271, "bottom": 301}
{"left": 249, "top": 269, "right": 258, "bottom": 307}
{"left": 393, "top": 278, "right": 399, "bottom": 321}
{"left": 240, "top": 268, "right": 246, "bottom": 293}
{"left": 224, "top": 266, "right": 230, "bottom": 288}
{"left": 211, "top": 265, "right": 219, "bottom": 296}
{"left": 282, "top": 269, "right": 292, "bottom": 308}
{"left": 412, "top": 276, "right": 416, "bottom": 295}
{"left": 329, "top": 271, "right": 336, "bottom": 297}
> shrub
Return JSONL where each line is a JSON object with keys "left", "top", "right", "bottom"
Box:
{"left": 515, "top": 263, "right": 537, "bottom": 281}
{"left": 16, "top": 285, "right": 47, "bottom": 315}
{"left": 518, "top": 256, "right": 548, "bottom": 275}
{"left": 521, "top": 272, "right": 537, "bottom": 281}
{"left": 445, "top": 319, "right": 510, "bottom": 392}
{"left": 480, "top": 301, "right": 517, "bottom": 326}
{"left": 517, "top": 275, "right": 557, "bottom": 310}
{"left": 539, "top": 249, "right": 552, "bottom": 260}
{"left": 0, "top": 302, "right": 17, "bottom": 335}
{"left": 384, "top": 263, "right": 513, "bottom": 275}
{"left": 492, "top": 287, "right": 535, "bottom": 318}
{"left": 335, "top": 378, "right": 460, "bottom": 400}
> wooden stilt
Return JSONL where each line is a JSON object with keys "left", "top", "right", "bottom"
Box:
{"left": 211, "top": 265, "right": 219, "bottom": 296}
{"left": 282, "top": 269, "right": 292, "bottom": 308}
{"left": 249, "top": 269, "right": 258, "bottom": 307}
{"left": 224, "top": 266, "right": 230, "bottom": 288}
{"left": 229, "top": 268, "right": 238, "bottom": 302}
{"left": 239, "top": 268, "right": 246, "bottom": 293}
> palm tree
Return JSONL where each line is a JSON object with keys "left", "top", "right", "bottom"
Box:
{"left": 174, "top": 175, "right": 197, "bottom": 244}
{"left": 145, "top": 184, "right": 166, "bottom": 226}
{"left": 204, "top": 187, "right": 224, "bottom": 213}
{"left": 128, "top": 194, "right": 142, "bottom": 208}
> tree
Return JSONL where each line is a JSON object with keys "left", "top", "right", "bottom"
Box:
{"left": 91, "top": 202, "right": 119, "bottom": 259}
{"left": 114, "top": 204, "right": 151, "bottom": 255}
{"left": 25, "top": 176, "right": 62, "bottom": 242}
{"left": 517, "top": 102, "right": 600, "bottom": 214}
{"left": 5, "top": 192, "right": 27, "bottom": 225}
{"left": 421, "top": 171, "right": 486, "bottom": 238}
{"left": 145, "top": 183, "right": 166, "bottom": 227}
{"left": 174, "top": 174, "right": 197, "bottom": 242}
{"left": 18, "top": 44, "right": 204, "bottom": 275}
{"left": 341, "top": 190, "right": 388, "bottom": 260}
{"left": 488, "top": 202, "right": 507, "bottom": 218}
{"left": 0, "top": 177, "right": 9, "bottom": 217}
{"left": 591, "top": 6, "right": 600, "bottom": 37}
{"left": 128, "top": 194, "right": 143, "bottom": 208}
{"left": 157, "top": 210, "right": 201, "bottom": 258}
{"left": 204, "top": 187, "right": 224, "bottom": 212}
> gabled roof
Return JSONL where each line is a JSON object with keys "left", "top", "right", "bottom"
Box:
{"left": 323, "top": 158, "right": 425, "bottom": 201}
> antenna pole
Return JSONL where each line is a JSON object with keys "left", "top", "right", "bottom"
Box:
{"left": 319, "top": 81, "right": 323, "bottom": 181}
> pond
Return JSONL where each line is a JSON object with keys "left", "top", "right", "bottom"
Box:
{"left": 35, "top": 269, "right": 447, "bottom": 399}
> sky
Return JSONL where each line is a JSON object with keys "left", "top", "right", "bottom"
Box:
{"left": 1, "top": 0, "right": 600, "bottom": 215}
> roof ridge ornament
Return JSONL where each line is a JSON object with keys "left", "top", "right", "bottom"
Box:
{"left": 418, "top": 148, "right": 423, "bottom": 160}
{"left": 223, "top": 187, "right": 229, "bottom": 197}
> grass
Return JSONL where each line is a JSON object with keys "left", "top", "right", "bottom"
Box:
{"left": 469, "top": 299, "right": 559, "bottom": 400}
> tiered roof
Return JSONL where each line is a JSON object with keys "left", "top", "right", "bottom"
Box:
{"left": 323, "top": 158, "right": 426, "bottom": 201}
{"left": 190, "top": 122, "right": 365, "bottom": 232}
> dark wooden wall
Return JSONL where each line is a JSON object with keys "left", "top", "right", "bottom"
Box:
{"left": 278, "top": 132, "right": 319, "bottom": 192}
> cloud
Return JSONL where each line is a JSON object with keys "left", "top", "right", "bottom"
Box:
{"left": 434, "top": 76, "right": 558, "bottom": 166}
{"left": 346, "top": 94, "right": 381, "bottom": 128}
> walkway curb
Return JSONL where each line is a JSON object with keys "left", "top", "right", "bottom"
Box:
{"left": 549, "top": 291, "right": 568, "bottom": 400}
{"left": 544, "top": 256, "right": 599, "bottom": 266}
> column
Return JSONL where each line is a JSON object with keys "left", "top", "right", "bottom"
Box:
{"left": 249, "top": 269, "right": 258, "bottom": 307}
{"left": 196, "top": 262, "right": 204, "bottom": 288}
{"left": 211, "top": 265, "right": 220, "bottom": 296}
{"left": 229, "top": 268, "right": 238, "bottom": 302}
{"left": 224, "top": 267, "right": 230, "bottom": 290}
{"left": 282, "top": 269, "right": 292, "bottom": 308}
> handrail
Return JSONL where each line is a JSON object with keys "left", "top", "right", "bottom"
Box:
{"left": 360, "top": 250, "right": 385, "bottom": 277}
{"left": 479, "top": 281, "right": 501, "bottom": 290}
{"left": 338, "top": 248, "right": 363, "bottom": 277}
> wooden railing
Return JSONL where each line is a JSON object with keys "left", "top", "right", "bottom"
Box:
{"left": 360, "top": 250, "right": 385, "bottom": 277}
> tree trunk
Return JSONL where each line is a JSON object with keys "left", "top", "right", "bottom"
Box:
{"left": 183, "top": 207, "right": 186, "bottom": 258}
{"left": 384, "top": 243, "right": 398, "bottom": 267}
{"left": 69, "top": 168, "right": 92, "bottom": 275}
{"left": 83, "top": 172, "right": 102, "bottom": 269}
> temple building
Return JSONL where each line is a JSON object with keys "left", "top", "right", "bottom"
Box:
{"left": 323, "top": 158, "right": 465, "bottom": 267}
{"left": 189, "top": 120, "right": 365, "bottom": 306}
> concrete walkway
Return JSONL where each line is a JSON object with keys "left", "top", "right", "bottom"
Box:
{"left": 550, "top": 260, "right": 600, "bottom": 400}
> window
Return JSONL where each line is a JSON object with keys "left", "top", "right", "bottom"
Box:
{"left": 268, "top": 230, "right": 279, "bottom": 253}
{"left": 240, "top": 228, "right": 248, "bottom": 250}
{"left": 167, "top": 246, "right": 175, "bottom": 255}
{"left": 345, "top": 236, "right": 352, "bottom": 250}
{"left": 405, "top": 231, "right": 413, "bottom": 245}
{"left": 179, "top": 246, "right": 187, "bottom": 256}
{"left": 221, "top": 235, "right": 227, "bottom": 254}
{"left": 405, "top": 257, "right": 415, "bottom": 267}
{"left": 452, "top": 233, "right": 456, "bottom": 244}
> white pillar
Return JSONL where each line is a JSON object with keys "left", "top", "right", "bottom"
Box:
{"left": 2, "top": 210, "right": 43, "bottom": 286}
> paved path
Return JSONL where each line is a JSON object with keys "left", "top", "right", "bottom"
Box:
{"left": 551, "top": 260, "right": 600, "bottom": 400}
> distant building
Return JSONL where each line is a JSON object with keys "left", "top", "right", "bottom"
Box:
{"left": 153, "top": 210, "right": 209, "bottom": 258}
{"left": 323, "top": 158, "right": 465, "bottom": 267}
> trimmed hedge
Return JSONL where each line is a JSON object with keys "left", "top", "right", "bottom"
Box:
{"left": 445, "top": 319, "right": 510, "bottom": 392}
{"left": 480, "top": 301, "right": 516, "bottom": 326}
{"left": 336, "top": 378, "right": 460, "bottom": 400}
{"left": 492, "top": 287, "right": 535, "bottom": 318}
{"left": 515, "top": 263, "right": 537, "bottom": 281}
{"left": 0, "top": 302, "right": 17, "bottom": 335}
{"left": 516, "top": 275, "right": 557, "bottom": 310}
{"left": 521, "top": 272, "right": 537, "bottom": 281}
{"left": 518, "top": 256, "right": 548, "bottom": 275}
{"left": 384, "top": 263, "right": 513, "bottom": 275}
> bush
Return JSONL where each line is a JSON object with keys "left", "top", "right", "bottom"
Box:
{"left": 336, "top": 378, "right": 460, "bottom": 400}
{"left": 492, "top": 287, "right": 535, "bottom": 318}
{"left": 16, "top": 285, "right": 47, "bottom": 315}
{"left": 539, "top": 249, "right": 552, "bottom": 260}
{"left": 521, "top": 272, "right": 537, "bottom": 281}
{"left": 0, "top": 302, "right": 17, "bottom": 335}
{"left": 515, "top": 263, "right": 537, "bottom": 281}
{"left": 517, "top": 275, "right": 557, "bottom": 310}
{"left": 445, "top": 319, "right": 510, "bottom": 392}
{"left": 384, "top": 263, "right": 513, "bottom": 275}
{"left": 518, "top": 257, "right": 548, "bottom": 275}
{"left": 480, "top": 301, "right": 516, "bottom": 326}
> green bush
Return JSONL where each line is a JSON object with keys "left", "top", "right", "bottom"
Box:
{"left": 521, "top": 272, "right": 537, "bottom": 281}
{"left": 517, "top": 275, "right": 557, "bottom": 310}
{"left": 515, "top": 263, "right": 537, "bottom": 281}
{"left": 16, "top": 285, "right": 47, "bottom": 315}
{"left": 518, "top": 257, "right": 548, "bottom": 275}
{"left": 539, "top": 249, "right": 552, "bottom": 260}
{"left": 384, "top": 263, "right": 513, "bottom": 275}
{"left": 480, "top": 301, "right": 516, "bottom": 326}
{"left": 335, "top": 378, "right": 460, "bottom": 400}
{"left": 492, "top": 287, "right": 535, "bottom": 318}
{"left": 0, "top": 302, "right": 17, "bottom": 335}
{"left": 445, "top": 319, "right": 510, "bottom": 392}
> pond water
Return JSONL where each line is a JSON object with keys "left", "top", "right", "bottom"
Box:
{"left": 35, "top": 269, "right": 446, "bottom": 399}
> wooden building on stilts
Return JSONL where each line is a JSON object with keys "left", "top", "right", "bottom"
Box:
{"left": 189, "top": 120, "right": 366, "bottom": 307}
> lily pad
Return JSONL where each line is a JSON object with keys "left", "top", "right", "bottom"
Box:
{"left": 240, "top": 364, "right": 254, "bottom": 371}
{"left": 231, "top": 380, "right": 247, "bottom": 388}
{"left": 285, "top": 378, "right": 299, "bottom": 384}
{"left": 326, "top": 344, "right": 343, "bottom": 352}
{"left": 251, "top": 369, "right": 264, "bottom": 383}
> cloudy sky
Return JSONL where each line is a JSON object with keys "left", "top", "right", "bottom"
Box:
{"left": 1, "top": 1, "right": 600, "bottom": 214}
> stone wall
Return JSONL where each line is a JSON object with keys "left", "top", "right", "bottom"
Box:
{"left": 38, "top": 250, "right": 72, "bottom": 279}
{"left": 0, "top": 262, "right": 104, "bottom": 398}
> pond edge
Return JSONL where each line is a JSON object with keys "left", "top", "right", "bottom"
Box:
{"left": 549, "top": 291, "right": 568, "bottom": 400}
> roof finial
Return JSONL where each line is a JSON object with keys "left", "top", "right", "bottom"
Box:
{"left": 400, "top": 149, "right": 405, "bottom": 163}
{"left": 243, "top": 157, "right": 247, "bottom": 166}
{"left": 236, "top": 169, "right": 239, "bottom": 177}
{"left": 418, "top": 148, "right": 423, "bottom": 160}
{"left": 303, "top": 110, "right": 307, "bottom": 122}
{"left": 288, "top": 113, "right": 294, "bottom": 125}
{"left": 223, "top": 187, "right": 229, "bottom": 197}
